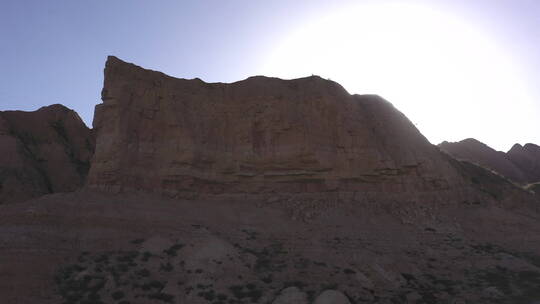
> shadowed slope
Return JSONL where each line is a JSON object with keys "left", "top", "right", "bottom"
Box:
{"left": 0, "top": 104, "right": 94, "bottom": 203}
{"left": 508, "top": 143, "right": 540, "bottom": 183}
{"left": 439, "top": 139, "right": 540, "bottom": 185}
{"left": 439, "top": 138, "right": 527, "bottom": 183}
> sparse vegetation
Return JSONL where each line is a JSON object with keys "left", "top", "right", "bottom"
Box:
{"left": 163, "top": 243, "right": 184, "bottom": 256}
{"left": 147, "top": 292, "right": 174, "bottom": 303}
{"left": 160, "top": 262, "right": 173, "bottom": 272}
{"left": 51, "top": 223, "right": 540, "bottom": 304}
{"left": 130, "top": 238, "right": 145, "bottom": 245}
{"left": 112, "top": 290, "right": 125, "bottom": 300}
{"left": 228, "top": 284, "right": 263, "bottom": 302}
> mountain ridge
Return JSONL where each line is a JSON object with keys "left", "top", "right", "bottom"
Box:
{"left": 439, "top": 138, "right": 540, "bottom": 185}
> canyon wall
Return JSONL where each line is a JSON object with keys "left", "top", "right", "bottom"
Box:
{"left": 88, "top": 56, "right": 481, "bottom": 201}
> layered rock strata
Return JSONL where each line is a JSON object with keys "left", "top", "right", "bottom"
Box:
{"left": 87, "top": 56, "right": 530, "bottom": 204}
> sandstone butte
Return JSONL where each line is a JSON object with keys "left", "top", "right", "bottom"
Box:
{"left": 87, "top": 56, "right": 534, "bottom": 206}
{"left": 0, "top": 104, "right": 94, "bottom": 204}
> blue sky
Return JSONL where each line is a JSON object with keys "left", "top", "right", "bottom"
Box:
{"left": 1, "top": 0, "right": 539, "bottom": 151}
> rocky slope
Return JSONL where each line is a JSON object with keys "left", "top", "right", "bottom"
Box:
{"left": 439, "top": 139, "right": 540, "bottom": 185}
{"left": 89, "top": 56, "right": 519, "bottom": 206}
{"left": 2, "top": 190, "right": 540, "bottom": 304}
{"left": 0, "top": 104, "right": 94, "bottom": 204}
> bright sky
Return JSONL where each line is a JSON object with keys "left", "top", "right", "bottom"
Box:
{"left": 1, "top": 0, "right": 539, "bottom": 151}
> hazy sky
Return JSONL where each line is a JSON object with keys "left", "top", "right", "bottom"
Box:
{"left": 1, "top": 0, "right": 539, "bottom": 151}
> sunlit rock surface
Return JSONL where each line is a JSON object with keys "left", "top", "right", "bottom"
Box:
{"left": 88, "top": 56, "right": 489, "bottom": 203}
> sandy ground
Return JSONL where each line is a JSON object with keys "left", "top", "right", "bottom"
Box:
{"left": 1, "top": 190, "right": 540, "bottom": 304}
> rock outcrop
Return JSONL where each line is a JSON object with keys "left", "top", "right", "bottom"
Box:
{"left": 87, "top": 56, "right": 527, "bottom": 204}
{"left": 272, "top": 287, "right": 308, "bottom": 304}
{"left": 439, "top": 139, "right": 540, "bottom": 185}
{"left": 313, "top": 290, "right": 351, "bottom": 304}
{"left": 0, "top": 104, "right": 94, "bottom": 204}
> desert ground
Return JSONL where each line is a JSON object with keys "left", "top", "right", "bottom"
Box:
{"left": 1, "top": 190, "right": 540, "bottom": 304}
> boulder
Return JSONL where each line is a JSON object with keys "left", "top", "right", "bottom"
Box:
{"left": 272, "top": 287, "right": 308, "bottom": 304}
{"left": 313, "top": 290, "right": 351, "bottom": 304}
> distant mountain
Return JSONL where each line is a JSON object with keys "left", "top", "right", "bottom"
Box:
{"left": 507, "top": 143, "right": 540, "bottom": 183}
{"left": 438, "top": 139, "right": 540, "bottom": 184}
{"left": 0, "top": 104, "right": 95, "bottom": 203}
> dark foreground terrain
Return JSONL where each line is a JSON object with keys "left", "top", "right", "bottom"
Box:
{"left": 1, "top": 190, "right": 540, "bottom": 304}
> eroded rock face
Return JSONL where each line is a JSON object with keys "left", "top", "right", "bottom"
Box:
{"left": 88, "top": 56, "right": 532, "bottom": 205}
{"left": 0, "top": 104, "right": 94, "bottom": 204}
{"left": 88, "top": 56, "right": 472, "bottom": 199}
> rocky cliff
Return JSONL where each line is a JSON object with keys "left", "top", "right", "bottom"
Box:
{"left": 439, "top": 139, "right": 540, "bottom": 185}
{"left": 88, "top": 56, "right": 521, "bottom": 204}
{"left": 0, "top": 104, "right": 94, "bottom": 204}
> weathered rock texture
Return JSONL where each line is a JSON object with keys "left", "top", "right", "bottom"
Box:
{"left": 87, "top": 57, "right": 532, "bottom": 205}
{"left": 0, "top": 104, "right": 94, "bottom": 204}
{"left": 439, "top": 139, "right": 540, "bottom": 185}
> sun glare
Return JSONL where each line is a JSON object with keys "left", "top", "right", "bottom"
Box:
{"left": 260, "top": 3, "right": 536, "bottom": 151}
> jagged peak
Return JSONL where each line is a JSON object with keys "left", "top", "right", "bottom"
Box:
{"left": 508, "top": 143, "right": 524, "bottom": 153}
